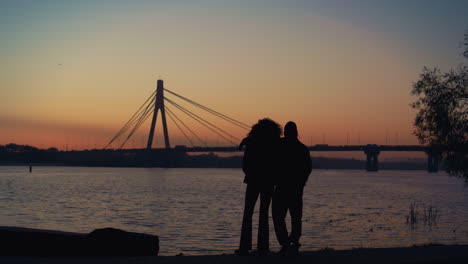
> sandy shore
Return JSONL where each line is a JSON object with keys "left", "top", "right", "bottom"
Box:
{"left": 2, "top": 244, "right": 468, "bottom": 264}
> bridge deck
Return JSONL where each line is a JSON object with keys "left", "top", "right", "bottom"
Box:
{"left": 114, "top": 145, "right": 427, "bottom": 153}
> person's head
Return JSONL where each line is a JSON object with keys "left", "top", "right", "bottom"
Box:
{"left": 284, "top": 121, "right": 298, "bottom": 139}
{"left": 248, "top": 118, "right": 282, "bottom": 141}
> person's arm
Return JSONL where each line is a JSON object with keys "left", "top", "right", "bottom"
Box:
{"left": 242, "top": 147, "right": 258, "bottom": 176}
{"left": 242, "top": 149, "right": 250, "bottom": 175}
{"left": 239, "top": 137, "right": 248, "bottom": 151}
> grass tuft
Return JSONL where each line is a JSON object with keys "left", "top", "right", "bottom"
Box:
{"left": 406, "top": 202, "right": 439, "bottom": 227}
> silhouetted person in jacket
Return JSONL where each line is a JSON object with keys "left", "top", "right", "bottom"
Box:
{"left": 273, "top": 121, "right": 311, "bottom": 255}
{"left": 237, "top": 118, "right": 282, "bottom": 256}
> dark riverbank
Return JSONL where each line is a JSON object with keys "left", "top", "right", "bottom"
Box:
{"left": 1, "top": 143, "right": 429, "bottom": 170}
{"left": 2, "top": 244, "right": 468, "bottom": 264}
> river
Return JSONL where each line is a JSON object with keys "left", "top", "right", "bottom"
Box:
{"left": 1, "top": 166, "right": 467, "bottom": 255}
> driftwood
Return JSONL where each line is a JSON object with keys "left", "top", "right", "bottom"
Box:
{"left": 0, "top": 226, "right": 159, "bottom": 257}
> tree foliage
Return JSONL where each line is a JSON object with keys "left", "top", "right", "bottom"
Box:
{"left": 411, "top": 53, "right": 468, "bottom": 178}
{"left": 464, "top": 30, "right": 468, "bottom": 59}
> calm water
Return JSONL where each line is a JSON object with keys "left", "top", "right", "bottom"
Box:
{"left": 1, "top": 166, "right": 468, "bottom": 255}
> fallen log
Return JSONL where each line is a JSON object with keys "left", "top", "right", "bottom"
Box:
{"left": 0, "top": 226, "right": 159, "bottom": 257}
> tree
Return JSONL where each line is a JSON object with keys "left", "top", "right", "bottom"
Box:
{"left": 464, "top": 30, "right": 468, "bottom": 59}
{"left": 411, "top": 32, "right": 468, "bottom": 178}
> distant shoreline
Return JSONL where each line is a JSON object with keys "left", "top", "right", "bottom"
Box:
{"left": 1, "top": 144, "right": 434, "bottom": 170}
{"left": 0, "top": 163, "right": 432, "bottom": 171}
{"left": 0, "top": 155, "right": 432, "bottom": 171}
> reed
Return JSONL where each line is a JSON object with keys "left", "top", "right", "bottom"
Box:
{"left": 406, "top": 202, "right": 439, "bottom": 227}
{"left": 423, "top": 205, "right": 439, "bottom": 226}
{"left": 406, "top": 202, "right": 419, "bottom": 225}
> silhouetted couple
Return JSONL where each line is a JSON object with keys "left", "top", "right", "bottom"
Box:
{"left": 237, "top": 118, "right": 312, "bottom": 256}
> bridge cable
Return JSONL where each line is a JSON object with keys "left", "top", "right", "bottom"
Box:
{"left": 119, "top": 100, "right": 155, "bottom": 149}
{"left": 104, "top": 91, "right": 156, "bottom": 149}
{"left": 164, "top": 89, "right": 249, "bottom": 130}
{"left": 104, "top": 97, "right": 153, "bottom": 149}
{"left": 164, "top": 88, "right": 250, "bottom": 130}
{"left": 119, "top": 100, "right": 156, "bottom": 149}
{"left": 114, "top": 96, "right": 155, "bottom": 141}
{"left": 165, "top": 97, "right": 240, "bottom": 142}
{"left": 118, "top": 105, "right": 153, "bottom": 149}
{"left": 166, "top": 106, "right": 207, "bottom": 147}
{"left": 166, "top": 109, "right": 195, "bottom": 147}
{"left": 108, "top": 97, "right": 154, "bottom": 149}
{"left": 105, "top": 92, "right": 155, "bottom": 147}
{"left": 165, "top": 98, "right": 239, "bottom": 146}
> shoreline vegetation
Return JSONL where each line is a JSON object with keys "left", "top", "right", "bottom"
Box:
{"left": 1, "top": 143, "right": 431, "bottom": 170}
{"left": 2, "top": 244, "right": 468, "bottom": 263}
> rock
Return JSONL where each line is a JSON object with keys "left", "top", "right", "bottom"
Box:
{"left": 0, "top": 226, "right": 86, "bottom": 256}
{"left": 86, "top": 227, "right": 159, "bottom": 256}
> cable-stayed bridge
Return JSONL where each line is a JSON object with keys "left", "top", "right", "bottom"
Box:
{"left": 104, "top": 80, "right": 439, "bottom": 172}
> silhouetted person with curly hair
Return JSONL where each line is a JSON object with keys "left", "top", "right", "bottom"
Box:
{"left": 237, "top": 118, "right": 282, "bottom": 256}
{"left": 273, "top": 121, "right": 311, "bottom": 255}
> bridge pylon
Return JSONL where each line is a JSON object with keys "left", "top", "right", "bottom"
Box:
{"left": 147, "top": 80, "right": 170, "bottom": 149}
{"left": 364, "top": 144, "right": 380, "bottom": 171}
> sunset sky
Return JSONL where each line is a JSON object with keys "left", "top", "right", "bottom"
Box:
{"left": 1, "top": 0, "right": 467, "bottom": 150}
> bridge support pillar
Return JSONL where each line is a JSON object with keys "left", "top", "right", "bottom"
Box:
{"left": 146, "top": 80, "right": 170, "bottom": 150}
{"left": 364, "top": 145, "right": 380, "bottom": 171}
{"left": 427, "top": 151, "right": 440, "bottom": 173}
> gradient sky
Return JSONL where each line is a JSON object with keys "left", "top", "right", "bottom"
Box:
{"left": 1, "top": 0, "right": 467, "bottom": 150}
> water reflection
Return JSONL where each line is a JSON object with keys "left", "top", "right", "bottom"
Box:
{"left": 0, "top": 167, "right": 467, "bottom": 255}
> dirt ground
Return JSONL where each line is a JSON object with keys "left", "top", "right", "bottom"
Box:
{"left": 2, "top": 244, "right": 468, "bottom": 264}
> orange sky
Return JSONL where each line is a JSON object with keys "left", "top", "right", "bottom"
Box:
{"left": 1, "top": 1, "right": 467, "bottom": 150}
